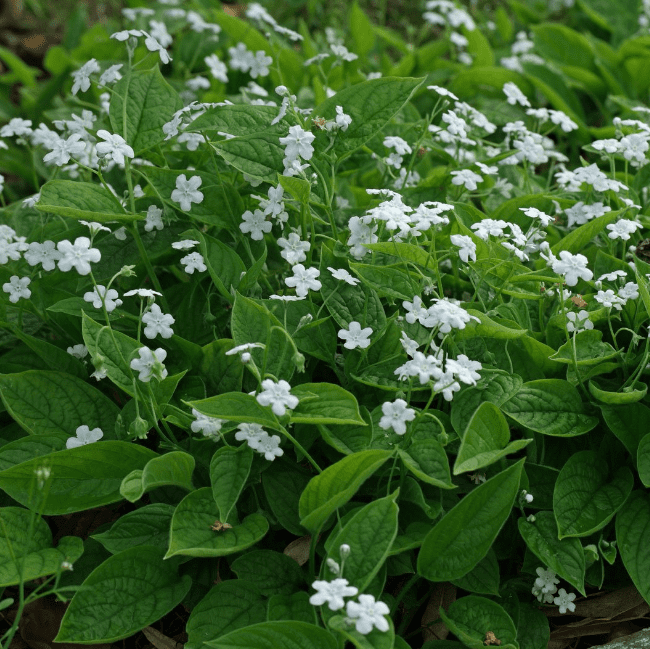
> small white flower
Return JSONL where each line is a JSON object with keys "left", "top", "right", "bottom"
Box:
{"left": 57, "top": 237, "right": 101, "bottom": 276}
{"left": 142, "top": 303, "right": 175, "bottom": 339}
{"left": 278, "top": 233, "right": 310, "bottom": 265}
{"left": 71, "top": 59, "right": 100, "bottom": 95}
{"left": 145, "top": 205, "right": 164, "bottom": 232}
{"left": 171, "top": 174, "right": 204, "bottom": 211}
{"left": 338, "top": 321, "right": 373, "bottom": 350}
{"left": 309, "top": 579, "right": 358, "bottom": 611}
{"left": 346, "top": 594, "right": 390, "bottom": 635}
{"left": 554, "top": 588, "right": 577, "bottom": 614}
{"left": 235, "top": 422, "right": 267, "bottom": 448}
{"left": 503, "top": 81, "right": 531, "bottom": 107}
{"left": 606, "top": 219, "right": 641, "bottom": 241}
{"left": 130, "top": 346, "right": 168, "bottom": 382}
{"left": 256, "top": 379, "right": 299, "bottom": 416}
{"left": 595, "top": 289, "right": 625, "bottom": 311}
{"left": 240, "top": 209, "right": 272, "bottom": 241}
{"left": 191, "top": 408, "right": 225, "bottom": 439}
{"left": 450, "top": 169, "right": 483, "bottom": 191}
{"left": 254, "top": 431, "right": 284, "bottom": 461}
{"left": 566, "top": 310, "right": 593, "bottom": 333}
{"left": 180, "top": 252, "right": 207, "bottom": 274}
{"left": 378, "top": 399, "right": 416, "bottom": 435}
{"left": 427, "top": 85, "right": 458, "bottom": 100}
{"left": 3, "top": 276, "right": 31, "bottom": 303}
{"left": 95, "top": 130, "right": 135, "bottom": 165}
{"left": 520, "top": 207, "right": 554, "bottom": 227}
{"left": 124, "top": 288, "right": 163, "bottom": 299}
{"left": 43, "top": 133, "right": 87, "bottom": 167}
{"left": 98, "top": 63, "right": 123, "bottom": 87}
{"left": 285, "top": 264, "right": 321, "bottom": 297}
{"left": 449, "top": 234, "right": 476, "bottom": 263}
{"left": 328, "top": 267, "right": 359, "bottom": 285}
{"left": 83, "top": 285, "right": 122, "bottom": 313}
{"left": 67, "top": 344, "right": 88, "bottom": 359}
{"left": 279, "top": 125, "right": 315, "bottom": 161}
{"left": 79, "top": 221, "right": 111, "bottom": 235}
{"left": 551, "top": 251, "right": 593, "bottom": 287}
{"left": 172, "top": 239, "right": 199, "bottom": 250}
{"left": 66, "top": 425, "right": 103, "bottom": 449}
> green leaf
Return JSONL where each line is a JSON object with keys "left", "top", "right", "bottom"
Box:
{"left": 616, "top": 490, "right": 650, "bottom": 606}
{"left": 206, "top": 620, "right": 337, "bottom": 649}
{"left": 600, "top": 402, "right": 650, "bottom": 458}
{"left": 450, "top": 549, "right": 500, "bottom": 596}
{"left": 325, "top": 492, "right": 399, "bottom": 592}
{"left": 0, "top": 507, "right": 84, "bottom": 586}
{"left": 349, "top": 262, "right": 417, "bottom": 301}
{"left": 363, "top": 242, "right": 431, "bottom": 268}
{"left": 92, "top": 503, "right": 175, "bottom": 554}
{"left": 37, "top": 180, "right": 134, "bottom": 222}
{"left": 314, "top": 76, "right": 424, "bottom": 157}
{"left": 551, "top": 208, "right": 621, "bottom": 255}
{"left": 211, "top": 445, "right": 254, "bottom": 522}
{"left": 195, "top": 230, "right": 246, "bottom": 303}
{"left": 186, "top": 581, "right": 267, "bottom": 649}
{"left": 261, "top": 460, "right": 310, "bottom": 535}
{"left": 349, "top": 2, "right": 375, "bottom": 56}
{"left": 439, "top": 596, "right": 518, "bottom": 649}
{"left": 55, "top": 546, "right": 191, "bottom": 644}
{"left": 515, "top": 604, "right": 550, "bottom": 649}
{"left": 120, "top": 451, "right": 195, "bottom": 503}
{"left": 553, "top": 451, "right": 633, "bottom": 538}
{"left": 290, "top": 383, "right": 365, "bottom": 426}
{"left": 0, "top": 441, "right": 157, "bottom": 515}
{"left": 166, "top": 488, "right": 269, "bottom": 558}
{"left": 501, "top": 379, "right": 599, "bottom": 437}
{"left": 109, "top": 64, "right": 182, "bottom": 154}
{"left": 190, "top": 104, "right": 283, "bottom": 135}
{"left": 518, "top": 511, "right": 586, "bottom": 596}
{"left": 0, "top": 434, "right": 67, "bottom": 472}
{"left": 232, "top": 550, "right": 306, "bottom": 597}
{"left": 299, "top": 450, "right": 392, "bottom": 532}
{"left": 268, "top": 592, "right": 317, "bottom": 625}
{"left": 638, "top": 434, "right": 650, "bottom": 487}
{"left": 212, "top": 131, "right": 286, "bottom": 182}
{"left": 532, "top": 23, "right": 595, "bottom": 71}
{"left": 187, "top": 393, "right": 281, "bottom": 431}
{"left": 588, "top": 380, "right": 647, "bottom": 405}
{"left": 399, "top": 438, "right": 454, "bottom": 488}
{"left": 328, "top": 614, "right": 395, "bottom": 649}
{"left": 549, "top": 330, "right": 618, "bottom": 366}
{"left": 455, "top": 310, "right": 526, "bottom": 341}
{"left": 579, "top": 0, "right": 641, "bottom": 44}
{"left": 454, "top": 402, "right": 532, "bottom": 475}
{"left": 417, "top": 460, "right": 524, "bottom": 581}
{"left": 0, "top": 370, "right": 119, "bottom": 437}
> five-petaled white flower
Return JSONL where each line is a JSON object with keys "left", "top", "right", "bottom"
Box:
{"left": 256, "top": 379, "right": 299, "bottom": 416}
{"left": 145, "top": 205, "right": 164, "bottom": 232}
{"left": 346, "top": 594, "right": 391, "bottom": 635}
{"left": 253, "top": 431, "right": 284, "bottom": 460}
{"left": 278, "top": 233, "right": 310, "bottom": 264}
{"left": 338, "top": 321, "right": 373, "bottom": 350}
{"left": 95, "top": 130, "right": 135, "bottom": 165}
{"left": 57, "top": 237, "right": 101, "bottom": 276}
{"left": 180, "top": 252, "right": 207, "bottom": 274}
{"left": 240, "top": 209, "right": 272, "bottom": 240}
{"left": 378, "top": 399, "right": 416, "bottom": 435}
{"left": 328, "top": 267, "right": 360, "bottom": 285}
{"left": 554, "top": 588, "right": 577, "bottom": 614}
{"left": 191, "top": 408, "right": 225, "bottom": 439}
{"left": 130, "top": 346, "right": 168, "bottom": 382}
{"left": 606, "top": 219, "right": 641, "bottom": 241}
{"left": 142, "top": 303, "right": 175, "bottom": 339}
{"left": 450, "top": 169, "right": 483, "bottom": 191}
{"left": 3, "top": 276, "right": 31, "bottom": 303}
{"left": 285, "top": 264, "right": 321, "bottom": 297}
{"left": 43, "top": 134, "right": 86, "bottom": 166}
{"left": 279, "top": 125, "right": 315, "bottom": 161}
{"left": 449, "top": 234, "right": 476, "bottom": 263}
{"left": 551, "top": 251, "right": 593, "bottom": 287}
{"left": 171, "top": 174, "right": 204, "bottom": 211}
{"left": 71, "top": 59, "right": 100, "bottom": 95}
{"left": 566, "top": 310, "right": 593, "bottom": 333}
{"left": 503, "top": 81, "right": 531, "bottom": 107}
{"left": 66, "top": 425, "right": 103, "bottom": 449}
{"left": 83, "top": 285, "right": 122, "bottom": 313}
{"left": 67, "top": 344, "right": 88, "bottom": 360}
{"left": 310, "top": 579, "right": 358, "bottom": 611}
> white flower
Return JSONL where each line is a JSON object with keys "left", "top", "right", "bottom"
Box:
{"left": 533, "top": 566, "right": 559, "bottom": 600}
{"left": 145, "top": 205, "right": 164, "bottom": 232}
{"left": 450, "top": 169, "right": 483, "bottom": 191}
{"left": 520, "top": 207, "right": 554, "bottom": 227}
{"left": 124, "top": 288, "right": 162, "bottom": 299}
{"left": 254, "top": 431, "right": 284, "bottom": 460}
{"left": 80, "top": 221, "right": 111, "bottom": 236}
{"left": 328, "top": 267, "right": 359, "bottom": 285}
{"left": 310, "top": 579, "right": 358, "bottom": 611}
{"left": 379, "top": 399, "right": 416, "bottom": 435}
{"left": 83, "top": 285, "right": 122, "bottom": 313}
{"left": 619, "top": 282, "right": 639, "bottom": 300}
{"left": 346, "top": 594, "right": 390, "bottom": 635}
{"left": 595, "top": 289, "right": 625, "bottom": 311}
{"left": 554, "top": 588, "right": 577, "bottom": 614}
{"left": 551, "top": 251, "right": 593, "bottom": 287}
{"left": 278, "top": 233, "right": 310, "bottom": 264}
{"left": 71, "top": 59, "right": 100, "bottom": 95}
{"left": 172, "top": 239, "right": 199, "bottom": 250}
{"left": 471, "top": 218, "right": 508, "bottom": 240}
{"left": 383, "top": 136, "right": 412, "bottom": 155}
{"left": 269, "top": 294, "right": 305, "bottom": 301}
{"left": 180, "top": 252, "right": 207, "bottom": 274}
{"left": 142, "top": 303, "right": 175, "bottom": 339}
{"left": 400, "top": 332, "right": 419, "bottom": 357}
{"left": 171, "top": 174, "right": 204, "bottom": 211}
{"left": 24, "top": 241, "right": 61, "bottom": 271}
{"left": 256, "top": 379, "right": 299, "bottom": 416}
{"left": 249, "top": 50, "right": 273, "bottom": 78}
{"left": 279, "top": 125, "right": 315, "bottom": 161}
{"left": 142, "top": 31, "right": 172, "bottom": 64}
{"left": 43, "top": 133, "right": 87, "bottom": 166}
{"left": 66, "top": 425, "right": 103, "bottom": 449}
{"left": 205, "top": 54, "right": 228, "bottom": 82}
{"left": 190, "top": 408, "right": 225, "bottom": 439}
{"left": 98, "top": 63, "right": 123, "bottom": 87}
{"left": 3, "top": 276, "right": 31, "bottom": 303}
{"left": 235, "top": 422, "right": 267, "bottom": 448}
{"left": 549, "top": 110, "right": 578, "bottom": 132}
{"left": 177, "top": 132, "right": 206, "bottom": 151}
{"left": 130, "top": 346, "right": 168, "bottom": 382}
{"left": 240, "top": 209, "right": 272, "bottom": 240}
{"left": 95, "top": 130, "right": 135, "bottom": 165}
{"left": 427, "top": 85, "right": 458, "bottom": 100}
{"left": 503, "top": 82, "right": 531, "bottom": 107}
{"left": 67, "top": 344, "right": 88, "bottom": 359}
{"left": 57, "top": 237, "right": 101, "bottom": 275}
{"left": 285, "top": 264, "right": 322, "bottom": 297}
{"left": 606, "top": 219, "right": 641, "bottom": 241}
{"left": 0, "top": 117, "right": 32, "bottom": 137}
{"left": 449, "top": 234, "right": 476, "bottom": 263}
{"left": 566, "top": 310, "right": 593, "bottom": 333}
{"left": 338, "top": 321, "right": 372, "bottom": 350}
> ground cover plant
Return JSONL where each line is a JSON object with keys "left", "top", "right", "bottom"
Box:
{"left": 1, "top": 0, "right": 650, "bottom": 647}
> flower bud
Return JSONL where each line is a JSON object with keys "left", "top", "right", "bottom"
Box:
{"left": 339, "top": 544, "right": 351, "bottom": 558}
{"left": 129, "top": 416, "right": 150, "bottom": 439}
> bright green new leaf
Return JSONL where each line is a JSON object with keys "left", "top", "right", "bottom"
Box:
{"left": 417, "top": 460, "right": 524, "bottom": 581}
{"left": 166, "top": 488, "right": 268, "bottom": 558}
{"left": 37, "top": 180, "right": 135, "bottom": 222}
{"left": 501, "top": 379, "right": 599, "bottom": 436}
{"left": 439, "top": 596, "right": 518, "bottom": 649}
{"left": 0, "top": 507, "right": 83, "bottom": 586}
{"left": 291, "top": 383, "right": 366, "bottom": 426}
{"left": 211, "top": 445, "right": 253, "bottom": 522}
{"left": 120, "top": 451, "right": 195, "bottom": 502}
{"left": 454, "top": 402, "right": 532, "bottom": 475}
{"left": 232, "top": 550, "right": 306, "bottom": 597}
{"left": 0, "top": 370, "right": 119, "bottom": 437}
{"left": 325, "top": 492, "right": 399, "bottom": 592}
{"left": 206, "top": 620, "right": 337, "bottom": 649}
{"left": 349, "top": 2, "right": 375, "bottom": 56}
{"left": 553, "top": 450, "right": 633, "bottom": 538}
{"left": 0, "top": 441, "right": 157, "bottom": 515}
{"left": 349, "top": 262, "right": 418, "bottom": 301}
{"left": 616, "top": 490, "right": 650, "bottom": 605}
{"left": 185, "top": 581, "right": 267, "bottom": 649}
{"left": 109, "top": 64, "right": 182, "bottom": 154}
{"left": 55, "top": 546, "right": 191, "bottom": 643}
{"left": 532, "top": 23, "right": 596, "bottom": 71}
{"left": 588, "top": 380, "right": 647, "bottom": 405}
{"left": 518, "top": 512, "right": 586, "bottom": 596}
{"left": 299, "top": 450, "right": 392, "bottom": 532}
{"left": 549, "top": 330, "right": 618, "bottom": 366}
{"left": 92, "top": 503, "right": 175, "bottom": 554}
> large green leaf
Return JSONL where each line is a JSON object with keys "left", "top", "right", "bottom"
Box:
{"left": 553, "top": 450, "right": 633, "bottom": 538}
{"left": 0, "top": 434, "right": 67, "bottom": 472}
{"left": 299, "top": 450, "right": 392, "bottom": 532}
{"left": 120, "top": 451, "right": 195, "bottom": 502}
{"left": 549, "top": 330, "right": 618, "bottom": 366}
{"left": 261, "top": 460, "right": 310, "bottom": 536}
{"left": 55, "top": 546, "right": 191, "bottom": 643}
{"left": 166, "top": 488, "right": 268, "bottom": 558}
{"left": 0, "top": 441, "right": 157, "bottom": 515}
{"left": 450, "top": 549, "right": 500, "bottom": 596}
{"left": 290, "top": 383, "right": 365, "bottom": 426}
{"left": 211, "top": 445, "right": 253, "bottom": 522}
{"left": 211, "top": 131, "right": 286, "bottom": 182}
{"left": 399, "top": 437, "right": 454, "bottom": 488}
{"left": 190, "top": 104, "right": 283, "bottom": 135}
{"left": 232, "top": 550, "right": 306, "bottom": 597}
{"left": 417, "top": 460, "right": 524, "bottom": 581}
{"left": 205, "top": 621, "right": 337, "bottom": 649}
{"left": 0, "top": 370, "right": 119, "bottom": 437}
{"left": 187, "top": 392, "right": 281, "bottom": 431}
